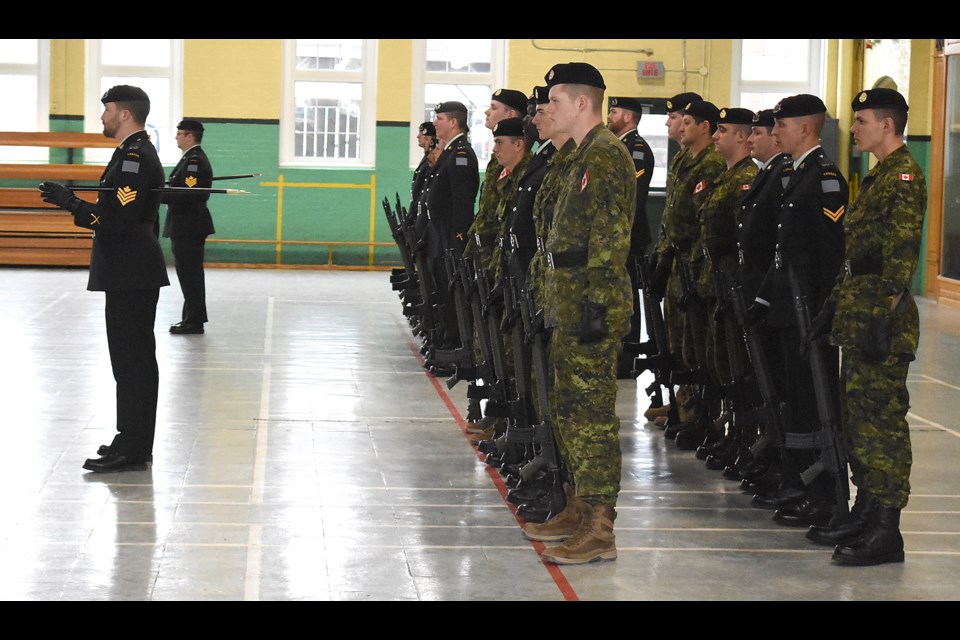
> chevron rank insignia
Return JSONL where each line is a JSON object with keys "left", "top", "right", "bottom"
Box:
{"left": 185, "top": 175, "right": 198, "bottom": 187}
{"left": 822, "top": 205, "right": 844, "bottom": 222}
{"left": 116, "top": 186, "right": 137, "bottom": 206}
{"left": 636, "top": 168, "right": 645, "bottom": 178}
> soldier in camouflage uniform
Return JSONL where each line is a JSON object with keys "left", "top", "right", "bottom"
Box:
{"left": 644, "top": 92, "right": 702, "bottom": 426}
{"left": 685, "top": 107, "right": 759, "bottom": 456}
{"left": 461, "top": 89, "right": 527, "bottom": 437}
{"left": 518, "top": 62, "right": 634, "bottom": 565}
{"left": 471, "top": 117, "right": 533, "bottom": 460}
{"left": 750, "top": 94, "right": 848, "bottom": 527}
{"left": 804, "top": 88, "right": 925, "bottom": 566}
{"left": 659, "top": 100, "right": 726, "bottom": 445}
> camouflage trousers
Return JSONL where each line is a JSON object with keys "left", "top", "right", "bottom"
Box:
{"left": 840, "top": 349, "right": 913, "bottom": 509}
{"left": 548, "top": 329, "right": 622, "bottom": 507}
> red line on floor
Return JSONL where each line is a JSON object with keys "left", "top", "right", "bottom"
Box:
{"left": 405, "top": 337, "right": 580, "bottom": 602}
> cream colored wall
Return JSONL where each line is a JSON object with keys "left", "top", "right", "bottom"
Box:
{"left": 183, "top": 40, "right": 281, "bottom": 120}
{"left": 49, "top": 39, "right": 85, "bottom": 115}
{"left": 505, "top": 39, "right": 732, "bottom": 105}
{"left": 377, "top": 39, "right": 413, "bottom": 122}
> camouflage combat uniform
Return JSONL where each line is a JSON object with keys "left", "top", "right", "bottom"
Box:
{"left": 826, "top": 145, "right": 926, "bottom": 509}
{"left": 695, "top": 155, "right": 758, "bottom": 385}
{"left": 543, "top": 123, "right": 635, "bottom": 507}
{"left": 464, "top": 155, "right": 504, "bottom": 270}
{"left": 528, "top": 138, "right": 576, "bottom": 461}
{"left": 655, "top": 144, "right": 725, "bottom": 371}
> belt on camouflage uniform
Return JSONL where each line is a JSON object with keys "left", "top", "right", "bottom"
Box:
{"left": 844, "top": 255, "right": 883, "bottom": 277}
{"left": 546, "top": 251, "right": 589, "bottom": 269}
{"left": 474, "top": 233, "right": 497, "bottom": 248}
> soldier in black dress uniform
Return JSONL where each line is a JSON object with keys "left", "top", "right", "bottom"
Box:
{"left": 750, "top": 94, "right": 848, "bottom": 524}
{"left": 606, "top": 96, "right": 656, "bottom": 377}
{"left": 163, "top": 119, "right": 214, "bottom": 335}
{"left": 419, "top": 101, "right": 480, "bottom": 351}
{"left": 40, "top": 85, "right": 170, "bottom": 473}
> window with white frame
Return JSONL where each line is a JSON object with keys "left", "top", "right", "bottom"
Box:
{"left": 280, "top": 39, "right": 377, "bottom": 167}
{"left": 85, "top": 39, "right": 183, "bottom": 165}
{"left": 0, "top": 39, "right": 50, "bottom": 163}
{"left": 732, "top": 39, "right": 824, "bottom": 113}
{"left": 410, "top": 39, "right": 505, "bottom": 169}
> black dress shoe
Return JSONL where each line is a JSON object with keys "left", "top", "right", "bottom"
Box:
{"left": 82, "top": 454, "right": 149, "bottom": 473}
{"left": 773, "top": 497, "right": 835, "bottom": 527}
{"left": 751, "top": 486, "right": 804, "bottom": 509}
{"left": 170, "top": 322, "right": 204, "bottom": 335}
{"left": 97, "top": 444, "right": 152, "bottom": 462}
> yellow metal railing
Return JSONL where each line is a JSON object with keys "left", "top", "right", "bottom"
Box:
{"left": 207, "top": 173, "right": 393, "bottom": 267}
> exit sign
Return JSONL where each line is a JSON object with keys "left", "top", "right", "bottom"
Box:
{"left": 638, "top": 61, "right": 665, "bottom": 79}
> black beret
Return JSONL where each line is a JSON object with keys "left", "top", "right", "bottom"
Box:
{"left": 773, "top": 94, "right": 826, "bottom": 118}
{"left": 544, "top": 62, "right": 606, "bottom": 90}
{"left": 418, "top": 121, "right": 436, "bottom": 137}
{"left": 685, "top": 100, "right": 721, "bottom": 124}
{"left": 752, "top": 109, "right": 776, "bottom": 128}
{"left": 101, "top": 84, "right": 150, "bottom": 104}
{"left": 435, "top": 101, "right": 468, "bottom": 114}
{"left": 492, "top": 89, "right": 528, "bottom": 114}
{"left": 492, "top": 117, "right": 525, "bottom": 138}
{"left": 666, "top": 92, "right": 702, "bottom": 113}
{"left": 718, "top": 107, "right": 755, "bottom": 126}
{"left": 609, "top": 97, "right": 645, "bottom": 114}
{"left": 852, "top": 88, "right": 909, "bottom": 112}
{"left": 532, "top": 85, "right": 550, "bottom": 105}
{"left": 177, "top": 119, "right": 204, "bottom": 133}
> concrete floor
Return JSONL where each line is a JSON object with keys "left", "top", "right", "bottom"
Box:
{"left": 0, "top": 266, "right": 957, "bottom": 601}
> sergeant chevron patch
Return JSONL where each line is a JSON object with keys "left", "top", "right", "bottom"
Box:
{"left": 185, "top": 176, "right": 198, "bottom": 187}
{"left": 116, "top": 186, "right": 137, "bottom": 206}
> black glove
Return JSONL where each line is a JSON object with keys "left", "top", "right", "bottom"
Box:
{"left": 576, "top": 300, "right": 609, "bottom": 344}
{"left": 39, "top": 181, "right": 82, "bottom": 212}
{"left": 746, "top": 301, "right": 768, "bottom": 326}
{"left": 802, "top": 299, "right": 836, "bottom": 357}
{"left": 859, "top": 312, "right": 893, "bottom": 363}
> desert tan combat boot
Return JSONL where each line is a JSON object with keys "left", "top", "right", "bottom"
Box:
{"left": 643, "top": 403, "right": 671, "bottom": 421}
{"left": 522, "top": 494, "right": 591, "bottom": 542}
{"left": 541, "top": 504, "right": 617, "bottom": 564}
{"left": 465, "top": 415, "right": 496, "bottom": 435}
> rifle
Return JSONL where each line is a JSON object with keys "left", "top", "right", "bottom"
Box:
{"left": 485, "top": 271, "right": 540, "bottom": 482}
{"left": 787, "top": 266, "right": 850, "bottom": 519}
{"left": 632, "top": 250, "right": 681, "bottom": 427}
{"left": 672, "top": 244, "right": 709, "bottom": 385}
{"left": 467, "top": 246, "right": 512, "bottom": 427}
{"left": 722, "top": 269, "right": 788, "bottom": 461}
{"left": 509, "top": 284, "right": 566, "bottom": 521}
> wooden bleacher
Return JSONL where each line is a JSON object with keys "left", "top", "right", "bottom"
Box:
{"left": 0, "top": 131, "right": 116, "bottom": 266}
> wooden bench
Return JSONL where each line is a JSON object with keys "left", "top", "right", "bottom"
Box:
{"left": 0, "top": 131, "right": 116, "bottom": 266}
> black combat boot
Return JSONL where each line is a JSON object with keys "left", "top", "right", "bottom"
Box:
{"left": 807, "top": 490, "right": 876, "bottom": 546}
{"left": 832, "top": 505, "right": 905, "bottom": 566}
